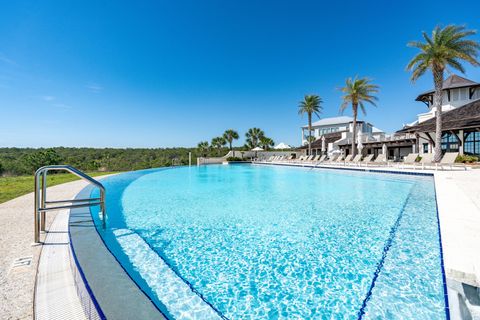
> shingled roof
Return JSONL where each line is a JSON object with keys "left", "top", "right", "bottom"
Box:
{"left": 416, "top": 75, "right": 480, "bottom": 102}
{"left": 398, "top": 99, "right": 480, "bottom": 133}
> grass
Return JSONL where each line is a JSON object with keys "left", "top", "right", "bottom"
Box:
{"left": 0, "top": 172, "right": 118, "bottom": 204}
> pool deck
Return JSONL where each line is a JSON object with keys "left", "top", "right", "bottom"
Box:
{"left": 0, "top": 165, "right": 479, "bottom": 318}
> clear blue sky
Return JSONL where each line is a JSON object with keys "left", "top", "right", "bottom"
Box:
{"left": 1, "top": 0, "right": 479, "bottom": 148}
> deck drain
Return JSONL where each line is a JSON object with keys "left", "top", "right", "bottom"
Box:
{"left": 12, "top": 256, "right": 33, "bottom": 268}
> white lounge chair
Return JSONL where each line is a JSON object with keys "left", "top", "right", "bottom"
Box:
{"left": 373, "top": 154, "right": 388, "bottom": 166}
{"left": 361, "top": 154, "right": 374, "bottom": 166}
{"left": 400, "top": 153, "right": 419, "bottom": 169}
{"left": 436, "top": 152, "right": 465, "bottom": 170}
{"left": 348, "top": 154, "right": 363, "bottom": 166}
{"left": 413, "top": 153, "right": 433, "bottom": 170}
{"left": 342, "top": 154, "right": 353, "bottom": 165}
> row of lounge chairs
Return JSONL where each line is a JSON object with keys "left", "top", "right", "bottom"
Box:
{"left": 257, "top": 152, "right": 465, "bottom": 170}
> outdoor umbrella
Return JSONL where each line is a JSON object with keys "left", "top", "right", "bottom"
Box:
{"left": 357, "top": 132, "right": 363, "bottom": 155}
{"left": 321, "top": 135, "right": 326, "bottom": 155}
{"left": 251, "top": 146, "right": 263, "bottom": 159}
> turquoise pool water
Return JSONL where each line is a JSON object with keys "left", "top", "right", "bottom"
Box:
{"left": 91, "top": 164, "right": 447, "bottom": 319}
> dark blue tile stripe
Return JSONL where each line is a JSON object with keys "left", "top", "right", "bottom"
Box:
{"left": 357, "top": 187, "right": 414, "bottom": 318}
{"left": 433, "top": 183, "right": 451, "bottom": 319}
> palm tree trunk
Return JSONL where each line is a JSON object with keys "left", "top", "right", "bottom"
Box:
{"left": 351, "top": 105, "right": 358, "bottom": 157}
{"left": 433, "top": 67, "right": 444, "bottom": 162}
{"left": 229, "top": 141, "right": 232, "bottom": 151}
{"left": 308, "top": 113, "right": 312, "bottom": 155}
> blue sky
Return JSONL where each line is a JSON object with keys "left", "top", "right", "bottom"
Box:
{"left": 1, "top": 0, "right": 480, "bottom": 148}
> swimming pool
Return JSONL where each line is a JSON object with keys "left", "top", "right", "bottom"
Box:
{"left": 90, "top": 164, "right": 448, "bottom": 319}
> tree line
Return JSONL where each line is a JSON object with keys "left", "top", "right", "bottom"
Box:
{"left": 0, "top": 147, "right": 217, "bottom": 176}
{"left": 197, "top": 128, "right": 275, "bottom": 156}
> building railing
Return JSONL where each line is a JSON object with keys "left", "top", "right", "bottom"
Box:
{"left": 34, "top": 165, "right": 106, "bottom": 244}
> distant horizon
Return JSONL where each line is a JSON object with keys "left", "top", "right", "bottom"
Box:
{"left": 1, "top": 0, "right": 480, "bottom": 148}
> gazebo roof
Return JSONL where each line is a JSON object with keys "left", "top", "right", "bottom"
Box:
{"left": 416, "top": 75, "right": 480, "bottom": 102}
{"left": 398, "top": 99, "right": 480, "bottom": 133}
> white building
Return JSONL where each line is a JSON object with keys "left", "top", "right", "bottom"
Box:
{"left": 300, "top": 116, "right": 385, "bottom": 155}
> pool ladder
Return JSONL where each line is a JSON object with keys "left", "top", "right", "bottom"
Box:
{"left": 33, "top": 165, "right": 106, "bottom": 244}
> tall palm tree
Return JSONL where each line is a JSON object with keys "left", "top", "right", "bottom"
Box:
{"left": 298, "top": 95, "right": 323, "bottom": 155}
{"left": 223, "top": 129, "right": 239, "bottom": 151}
{"left": 259, "top": 136, "right": 274, "bottom": 150}
{"left": 407, "top": 24, "right": 479, "bottom": 162}
{"left": 211, "top": 137, "right": 226, "bottom": 156}
{"left": 339, "top": 77, "right": 379, "bottom": 157}
{"left": 245, "top": 128, "right": 265, "bottom": 149}
{"left": 197, "top": 141, "right": 209, "bottom": 157}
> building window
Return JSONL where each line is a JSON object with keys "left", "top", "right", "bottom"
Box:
{"left": 452, "top": 89, "right": 459, "bottom": 101}
{"left": 441, "top": 133, "right": 459, "bottom": 153}
{"left": 464, "top": 131, "right": 480, "bottom": 156}
{"left": 423, "top": 143, "right": 429, "bottom": 153}
{"left": 460, "top": 88, "right": 467, "bottom": 100}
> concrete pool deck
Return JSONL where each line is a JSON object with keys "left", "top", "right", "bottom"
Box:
{"left": 0, "top": 166, "right": 479, "bottom": 318}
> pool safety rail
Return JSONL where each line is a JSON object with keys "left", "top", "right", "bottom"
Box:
{"left": 34, "top": 165, "right": 106, "bottom": 244}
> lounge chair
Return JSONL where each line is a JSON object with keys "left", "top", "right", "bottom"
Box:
{"left": 400, "top": 153, "right": 419, "bottom": 168}
{"left": 361, "top": 154, "right": 374, "bottom": 166}
{"left": 333, "top": 155, "right": 345, "bottom": 164}
{"left": 373, "top": 154, "right": 388, "bottom": 166}
{"left": 413, "top": 153, "right": 434, "bottom": 170}
{"left": 309, "top": 155, "right": 321, "bottom": 163}
{"left": 340, "top": 154, "right": 353, "bottom": 165}
{"left": 436, "top": 152, "right": 465, "bottom": 170}
{"left": 315, "top": 155, "right": 327, "bottom": 165}
{"left": 326, "top": 154, "right": 339, "bottom": 163}
{"left": 348, "top": 154, "right": 363, "bottom": 166}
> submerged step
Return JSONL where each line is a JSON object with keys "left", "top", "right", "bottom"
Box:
{"left": 113, "top": 229, "right": 223, "bottom": 320}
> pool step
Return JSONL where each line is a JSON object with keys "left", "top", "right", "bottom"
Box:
{"left": 114, "top": 229, "right": 223, "bottom": 320}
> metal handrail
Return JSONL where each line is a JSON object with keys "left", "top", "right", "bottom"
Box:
{"left": 34, "top": 165, "right": 106, "bottom": 243}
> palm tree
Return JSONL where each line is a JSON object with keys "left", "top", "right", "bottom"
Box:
{"left": 298, "top": 95, "right": 323, "bottom": 155}
{"left": 223, "top": 129, "right": 239, "bottom": 151}
{"left": 339, "top": 77, "right": 379, "bottom": 157}
{"left": 259, "top": 136, "right": 275, "bottom": 150}
{"left": 245, "top": 128, "right": 265, "bottom": 149}
{"left": 407, "top": 24, "right": 479, "bottom": 162}
{"left": 211, "top": 137, "right": 226, "bottom": 156}
{"left": 197, "top": 141, "right": 209, "bottom": 157}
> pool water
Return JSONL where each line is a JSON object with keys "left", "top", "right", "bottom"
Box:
{"left": 91, "top": 164, "right": 447, "bottom": 319}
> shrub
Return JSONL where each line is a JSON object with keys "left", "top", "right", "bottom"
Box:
{"left": 455, "top": 155, "right": 479, "bottom": 163}
{"left": 226, "top": 157, "right": 243, "bottom": 162}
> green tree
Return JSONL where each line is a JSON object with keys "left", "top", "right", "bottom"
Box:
{"left": 407, "top": 25, "right": 479, "bottom": 162}
{"left": 211, "top": 137, "right": 227, "bottom": 156}
{"left": 197, "top": 141, "right": 209, "bottom": 157}
{"left": 23, "top": 148, "right": 62, "bottom": 173}
{"left": 223, "top": 129, "right": 239, "bottom": 151}
{"left": 339, "top": 77, "right": 379, "bottom": 157}
{"left": 259, "top": 136, "right": 275, "bottom": 150}
{"left": 298, "top": 95, "right": 323, "bottom": 155}
{"left": 245, "top": 128, "right": 264, "bottom": 149}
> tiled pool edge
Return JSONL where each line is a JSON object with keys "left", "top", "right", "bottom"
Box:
{"left": 69, "top": 185, "right": 166, "bottom": 320}
{"left": 433, "top": 181, "right": 451, "bottom": 320}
